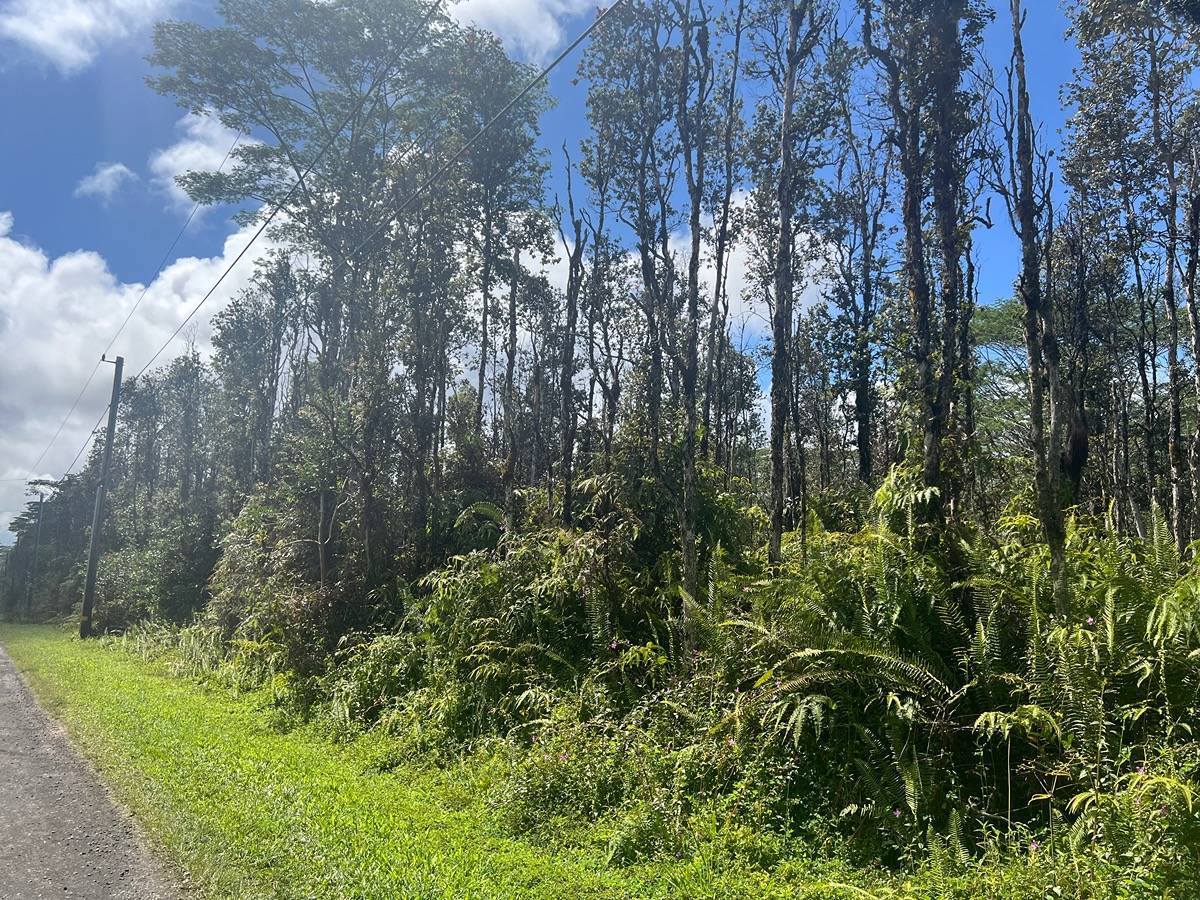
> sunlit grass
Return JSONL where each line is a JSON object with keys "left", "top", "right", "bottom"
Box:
{"left": 0, "top": 624, "right": 889, "bottom": 899}
{"left": 2, "top": 624, "right": 1145, "bottom": 899}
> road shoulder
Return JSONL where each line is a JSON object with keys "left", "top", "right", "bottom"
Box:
{"left": 0, "top": 641, "right": 180, "bottom": 900}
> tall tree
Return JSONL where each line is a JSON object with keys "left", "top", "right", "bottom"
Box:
{"left": 862, "top": 0, "right": 988, "bottom": 529}
{"left": 676, "top": 0, "right": 715, "bottom": 597}
{"left": 992, "top": 0, "right": 1072, "bottom": 610}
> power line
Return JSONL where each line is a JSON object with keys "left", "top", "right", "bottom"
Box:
{"left": 131, "top": 0, "right": 442, "bottom": 381}
{"left": 133, "top": 205, "right": 281, "bottom": 379}
{"left": 136, "top": 0, "right": 624, "bottom": 381}
{"left": 60, "top": 407, "right": 110, "bottom": 483}
{"left": 21, "top": 130, "right": 244, "bottom": 479}
{"left": 41, "top": 0, "right": 620, "bottom": 487}
{"left": 29, "top": 360, "right": 103, "bottom": 475}
{"left": 31, "top": 2, "right": 444, "bottom": 490}
{"left": 0, "top": 405, "right": 106, "bottom": 498}
{"left": 341, "top": 0, "right": 627, "bottom": 265}
{"left": 105, "top": 133, "right": 243, "bottom": 361}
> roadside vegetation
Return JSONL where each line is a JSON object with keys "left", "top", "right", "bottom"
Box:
{"left": 4, "top": 621, "right": 1188, "bottom": 899}
{"left": 6, "top": 0, "right": 1200, "bottom": 895}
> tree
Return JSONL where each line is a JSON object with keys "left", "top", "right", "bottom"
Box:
{"left": 750, "top": 0, "right": 828, "bottom": 563}
{"left": 862, "top": 0, "right": 990, "bottom": 532}
{"left": 991, "top": 0, "right": 1073, "bottom": 611}
{"left": 556, "top": 154, "right": 589, "bottom": 527}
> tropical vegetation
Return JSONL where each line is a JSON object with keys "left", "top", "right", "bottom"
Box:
{"left": 7, "top": 0, "right": 1200, "bottom": 893}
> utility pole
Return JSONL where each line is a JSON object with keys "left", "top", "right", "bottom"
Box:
{"left": 1, "top": 541, "right": 12, "bottom": 617}
{"left": 24, "top": 492, "right": 44, "bottom": 618}
{"left": 79, "top": 355, "right": 123, "bottom": 639}
{"left": 5, "top": 535, "right": 19, "bottom": 617}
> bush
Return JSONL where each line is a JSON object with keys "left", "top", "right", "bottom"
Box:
{"left": 90, "top": 547, "right": 159, "bottom": 632}
{"left": 92, "top": 470, "right": 1200, "bottom": 890}
{"left": 323, "top": 631, "right": 426, "bottom": 738}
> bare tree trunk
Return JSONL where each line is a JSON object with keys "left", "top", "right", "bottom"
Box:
{"left": 1006, "top": 0, "right": 1068, "bottom": 612}
{"left": 1149, "top": 28, "right": 1187, "bottom": 553}
{"left": 929, "top": 0, "right": 967, "bottom": 522}
{"left": 1185, "top": 190, "right": 1200, "bottom": 539}
{"left": 678, "top": 0, "right": 711, "bottom": 602}
{"left": 702, "top": 0, "right": 745, "bottom": 462}
{"left": 476, "top": 207, "right": 494, "bottom": 441}
{"left": 317, "top": 489, "right": 328, "bottom": 590}
{"left": 864, "top": 1, "right": 937, "bottom": 525}
{"left": 769, "top": 2, "right": 803, "bottom": 565}
{"left": 503, "top": 249, "right": 520, "bottom": 533}
{"left": 558, "top": 159, "right": 588, "bottom": 527}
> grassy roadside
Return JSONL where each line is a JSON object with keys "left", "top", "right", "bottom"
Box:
{"left": 2, "top": 624, "right": 1135, "bottom": 899}
{"left": 0, "top": 624, "right": 886, "bottom": 899}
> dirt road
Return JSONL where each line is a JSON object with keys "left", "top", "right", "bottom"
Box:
{"left": 0, "top": 643, "right": 178, "bottom": 899}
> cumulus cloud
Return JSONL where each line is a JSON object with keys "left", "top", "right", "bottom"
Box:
{"left": 0, "top": 0, "right": 175, "bottom": 73}
{"left": 149, "top": 113, "right": 244, "bottom": 213}
{"left": 449, "top": 0, "right": 598, "bottom": 63}
{"left": 663, "top": 193, "right": 832, "bottom": 342}
{"left": 0, "top": 0, "right": 587, "bottom": 73}
{"left": 0, "top": 211, "right": 279, "bottom": 538}
{"left": 74, "top": 162, "right": 138, "bottom": 202}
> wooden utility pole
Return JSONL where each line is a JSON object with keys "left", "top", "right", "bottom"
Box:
{"left": 24, "top": 492, "right": 44, "bottom": 617}
{"left": 79, "top": 355, "right": 123, "bottom": 639}
{"left": 1, "top": 541, "right": 13, "bottom": 616}
{"left": 5, "top": 536, "right": 19, "bottom": 616}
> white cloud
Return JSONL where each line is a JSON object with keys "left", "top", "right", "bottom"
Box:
{"left": 0, "top": 211, "right": 280, "bottom": 538}
{"left": 665, "top": 193, "right": 830, "bottom": 342}
{"left": 74, "top": 162, "right": 138, "bottom": 202}
{"left": 149, "top": 113, "right": 244, "bottom": 213}
{"left": 449, "top": 0, "right": 597, "bottom": 63}
{"left": 0, "top": 0, "right": 175, "bottom": 73}
{"left": 2, "top": 0, "right": 591, "bottom": 72}
{"left": 533, "top": 190, "right": 828, "bottom": 345}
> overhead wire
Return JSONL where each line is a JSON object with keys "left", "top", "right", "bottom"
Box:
{"left": 37, "top": 1, "right": 445, "bottom": 490}
{"left": 59, "top": 406, "right": 111, "bottom": 485}
{"left": 30, "top": 0, "right": 623, "bottom": 492}
{"left": 135, "top": 0, "right": 625, "bottom": 381}
{"left": 18, "top": 130, "right": 244, "bottom": 483}
{"left": 335, "top": 0, "right": 627, "bottom": 268}
{"left": 130, "top": 0, "right": 444, "bottom": 381}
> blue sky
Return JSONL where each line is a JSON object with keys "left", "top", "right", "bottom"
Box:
{"left": 0, "top": 0, "right": 1080, "bottom": 535}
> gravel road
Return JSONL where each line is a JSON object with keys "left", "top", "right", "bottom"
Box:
{"left": 0, "top": 643, "right": 179, "bottom": 899}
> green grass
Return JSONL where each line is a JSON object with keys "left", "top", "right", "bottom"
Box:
{"left": 0, "top": 624, "right": 1138, "bottom": 899}
{"left": 0, "top": 624, "right": 887, "bottom": 899}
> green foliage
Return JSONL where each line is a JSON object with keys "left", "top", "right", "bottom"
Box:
{"left": 90, "top": 523, "right": 218, "bottom": 632}
{"left": 284, "top": 473, "right": 1200, "bottom": 888}
{"left": 6, "top": 0, "right": 1200, "bottom": 893}
{"left": 85, "top": 470, "right": 1200, "bottom": 895}
{"left": 11, "top": 623, "right": 1200, "bottom": 898}
{"left": 92, "top": 548, "right": 160, "bottom": 632}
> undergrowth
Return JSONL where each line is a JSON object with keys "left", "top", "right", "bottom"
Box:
{"left": 95, "top": 470, "right": 1200, "bottom": 897}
